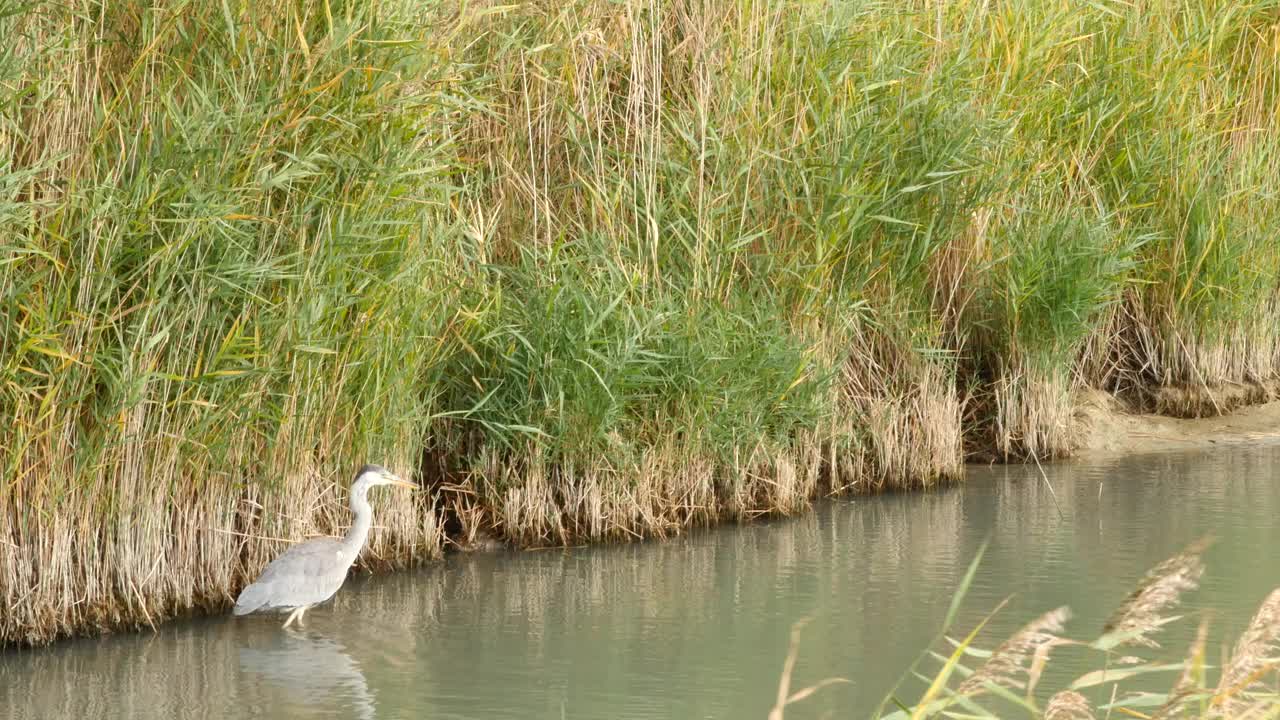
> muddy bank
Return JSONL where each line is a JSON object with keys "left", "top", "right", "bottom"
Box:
{"left": 1075, "top": 388, "right": 1280, "bottom": 459}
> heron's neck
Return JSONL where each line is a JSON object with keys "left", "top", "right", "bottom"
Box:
{"left": 341, "top": 486, "right": 374, "bottom": 555}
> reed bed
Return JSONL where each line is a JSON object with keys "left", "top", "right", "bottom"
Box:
{"left": 3, "top": 0, "right": 1280, "bottom": 643}
{"left": 1, "top": 0, "right": 456, "bottom": 644}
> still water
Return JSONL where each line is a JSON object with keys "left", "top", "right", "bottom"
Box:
{"left": 4, "top": 443, "right": 1280, "bottom": 718}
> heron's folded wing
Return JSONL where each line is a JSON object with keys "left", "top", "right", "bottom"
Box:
{"left": 234, "top": 538, "right": 351, "bottom": 613}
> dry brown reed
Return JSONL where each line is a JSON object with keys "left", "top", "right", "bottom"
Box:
{"left": 1151, "top": 617, "right": 1212, "bottom": 720}
{"left": 991, "top": 369, "right": 1079, "bottom": 460}
{"left": 469, "top": 437, "right": 830, "bottom": 547}
{"left": 767, "top": 618, "right": 850, "bottom": 720}
{"left": 838, "top": 327, "right": 965, "bottom": 490}
{"left": 1136, "top": 315, "right": 1280, "bottom": 420}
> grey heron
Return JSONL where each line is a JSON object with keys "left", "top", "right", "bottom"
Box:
{"left": 232, "top": 464, "right": 417, "bottom": 628}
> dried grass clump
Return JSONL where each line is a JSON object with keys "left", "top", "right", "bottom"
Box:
{"left": 1152, "top": 382, "right": 1275, "bottom": 419}
{"left": 837, "top": 324, "right": 965, "bottom": 491}
{"left": 990, "top": 369, "right": 1079, "bottom": 460}
{"left": 470, "top": 436, "right": 828, "bottom": 547}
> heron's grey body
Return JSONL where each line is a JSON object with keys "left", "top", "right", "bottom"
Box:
{"left": 232, "top": 464, "right": 415, "bottom": 628}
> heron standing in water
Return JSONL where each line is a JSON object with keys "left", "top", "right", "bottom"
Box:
{"left": 233, "top": 464, "right": 417, "bottom": 628}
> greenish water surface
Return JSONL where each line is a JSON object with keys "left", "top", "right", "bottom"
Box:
{"left": 4, "top": 442, "right": 1279, "bottom": 718}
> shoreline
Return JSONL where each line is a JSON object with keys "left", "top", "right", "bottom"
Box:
{"left": 1073, "top": 388, "right": 1280, "bottom": 460}
{"left": 7, "top": 389, "right": 1280, "bottom": 648}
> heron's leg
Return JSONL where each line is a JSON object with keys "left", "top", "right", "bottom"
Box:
{"left": 282, "top": 607, "right": 304, "bottom": 629}
{"left": 296, "top": 604, "right": 311, "bottom": 626}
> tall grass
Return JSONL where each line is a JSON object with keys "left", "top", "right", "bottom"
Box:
{"left": 3, "top": 0, "right": 1280, "bottom": 643}
{"left": 1, "top": 0, "right": 458, "bottom": 643}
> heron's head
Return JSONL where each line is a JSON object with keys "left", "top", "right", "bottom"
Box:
{"left": 353, "top": 464, "right": 418, "bottom": 492}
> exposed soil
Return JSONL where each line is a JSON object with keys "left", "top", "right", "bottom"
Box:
{"left": 1075, "top": 387, "right": 1280, "bottom": 459}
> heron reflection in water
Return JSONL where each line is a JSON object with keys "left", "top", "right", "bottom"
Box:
{"left": 233, "top": 464, "right": 417, "bottom": 628}
{"left": 239, "top": 631, "right": 375, "bottom": 720}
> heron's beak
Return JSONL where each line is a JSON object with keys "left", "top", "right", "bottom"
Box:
{"left": 388, "top": 474, "right": 418, "bottom": 490}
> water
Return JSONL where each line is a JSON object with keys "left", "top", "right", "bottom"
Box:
{"left": 4, "top": 443, "right": 1280, "bottom": 719}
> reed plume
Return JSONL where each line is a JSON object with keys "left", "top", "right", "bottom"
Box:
{"left": 957, "top": 607, "right": 1072, "bottom": 696}
{"left": 1101, "top": 538, "right": 1212, "bottom": 648}
{"left": 1212, "top": 588, "right": 1280, "bottom": 717}
{"left": 1044, "top": 690, "right": 1095, "bottom": 720}
{"left": 1149, "top": 617, "right": 1211, "bottom": 719}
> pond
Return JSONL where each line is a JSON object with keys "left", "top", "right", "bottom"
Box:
{"left": 4, "top": 442, "right": 1279, "bottom": 718}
